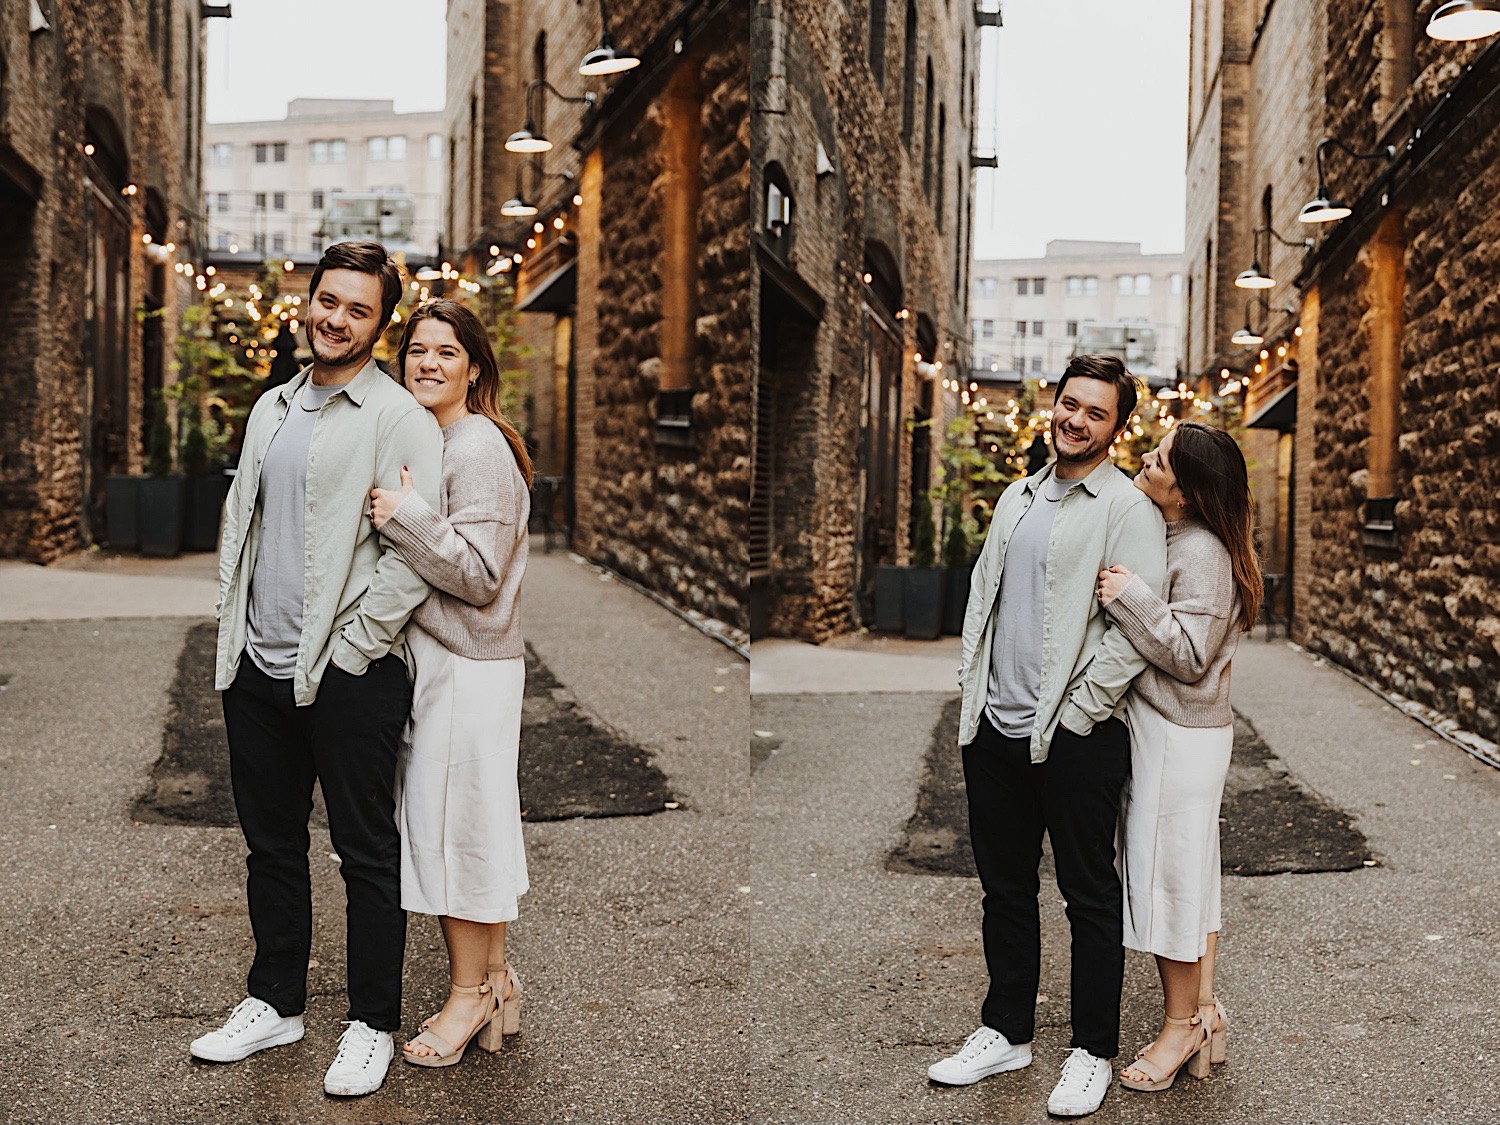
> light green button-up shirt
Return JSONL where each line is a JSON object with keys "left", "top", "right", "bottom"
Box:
{"left": 958, "top": 458, "right": 1167, "bottom": 761}
{"left": 214, "top": 360, "right": 444, "bottom": 706}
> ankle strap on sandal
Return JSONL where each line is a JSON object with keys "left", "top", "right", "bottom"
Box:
{"left": 449, "top": 980, "right": 493, "bottom": 996}
{"left": 1163, "top": 1013, "right": 1202, "bottom": 1027}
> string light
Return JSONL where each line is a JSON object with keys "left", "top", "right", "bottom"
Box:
{"left": 573, "top": 194, "right": 583, "bottom": 206}
{"left": 533, "top": 222, "right": 545, "bottom": 233}
{"left": 83, "top": 143, "right": 95, "bottom": 156}
{"left": 553, "top": 216, "right": 565, "bottom": 229}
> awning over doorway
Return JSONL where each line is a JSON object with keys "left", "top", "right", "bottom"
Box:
{"left": 1246, "top": 383, "right": 1297, "bottom": 432}
{"left": 0, "top": 142, "right": 43, "bottom": 202}
{"left": 515, "top": 259, "right": 577, "bottom": 314}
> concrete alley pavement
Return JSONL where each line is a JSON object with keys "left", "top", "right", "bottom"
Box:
{"left": 749, "top": 633, "right": 1500, "bottom": 1124}
{"left": 0, "top": 551, "right": 747, "bottom": 1124}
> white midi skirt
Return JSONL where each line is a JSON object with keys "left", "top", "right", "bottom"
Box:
{"left": 1119, "top": 692, "right": 1233, "bottom": 962}
{"left": 396, "top": 623, "right": 528, "bottom": 923}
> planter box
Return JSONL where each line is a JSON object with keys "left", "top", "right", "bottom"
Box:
{"left": 903, "top": 566, "right": 946, "bottom": 640}
{"left": 104, "top": 475, "right": 141, "bottom": 551}
{"left": 138, "top": 476, "right": 187, "bottom": 558}
{"left": 943, "top": 559, "right": 976, "bottom": 636}
{"left": 184, "top": 472, "right": 231, "bottom": 552}
{"left": 874, "top": 564, "right": 906, "bottom": 632}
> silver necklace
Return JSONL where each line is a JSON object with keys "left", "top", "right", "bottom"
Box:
{"left": 1042, "top": 476, "right": 1074, "bottom": 503}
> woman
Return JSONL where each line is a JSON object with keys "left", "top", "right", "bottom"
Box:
{"left": 1095, "top": 421, "right": 1261, "bottom": 1092}
{"left": 368, "top": 298, "right": 533, "bottom": 1067}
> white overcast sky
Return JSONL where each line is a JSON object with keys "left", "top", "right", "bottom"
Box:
{"left": 207, "top": 0, "right": 1188, "bottom": 259}
{"left": 973, "top": 0, "right": 1190, "bottom": 259}
{"left": 205, "top": 0, "right": 448, "bottom": 123}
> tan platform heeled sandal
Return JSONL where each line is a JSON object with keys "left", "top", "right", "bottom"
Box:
{"left": 402, "top": 980, "right": 498, "bottom": 1068}
{"left": 477, "top": 962, "right": 522, "bottom": 1052}
{"left": 1200, "top": 996, "right": 1229, "bottom": 1065}
{"left": 1117, "top": 1012, "right": 1211, "bottom": 1091}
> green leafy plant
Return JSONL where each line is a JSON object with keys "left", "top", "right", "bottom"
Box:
{"left": 146, "top": 395, "right": 174, "bottom": 477}
{"left": 911, "top": 499, "right": 937, "bottom": 568}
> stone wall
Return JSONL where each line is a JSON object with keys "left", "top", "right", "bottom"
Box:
{"left": 1292, "top": 5, "right": 1500, "bottom": 739}
{"left": 753, "top": 0, "right": 976, "bottom": 641}
{"left": 0, "top": 0, "right": 202, "bottom": 562}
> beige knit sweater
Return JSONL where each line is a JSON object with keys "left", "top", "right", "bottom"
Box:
{"left": 379, "top": 413, "right": 529, "bottom": 660}
{"left": 1106, "top": 518, "right": 1243, "bottom": 728}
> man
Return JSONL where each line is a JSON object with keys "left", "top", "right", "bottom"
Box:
{"left": 928, "top": 355, "right": 1167, "bottom": 1118}
{"left": 190, "top": 241, "right": 443, "bottom": 1097}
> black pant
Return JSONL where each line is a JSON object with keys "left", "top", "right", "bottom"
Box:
{"left": 222, "top": 654, "right": 411, "bottom": 1032}
{"left": 962, "top": 713, "right": 1131, "bottom": 1058}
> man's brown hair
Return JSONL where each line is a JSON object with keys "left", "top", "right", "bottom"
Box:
{"left": 1052, "top": 353, "right": 1141, "bottom": 431}
{"left": 308, "top": 240, "right": 404, "bottom": 329}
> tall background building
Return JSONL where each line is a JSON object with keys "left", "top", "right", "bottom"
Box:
{"left": 0, "top": 0, "right": 215, "bottom": 560}
{"left": 202, "top": 98, "right": 446, "bottom": 263}
{"left": 1187, "top": 0, "right": 1500, "bottom": 744}
{"left": 750, "top": 0, "right": 987, "bottom": 641}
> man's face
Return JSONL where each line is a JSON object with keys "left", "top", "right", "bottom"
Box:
{"left": 306, "top": 268, "right": 386, "bottom": 368}
{"left": 1050, "top": 376, "right": 1123, "bottom": 467}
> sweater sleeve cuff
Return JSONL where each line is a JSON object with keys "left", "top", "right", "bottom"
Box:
{"left": 1106, "top": 574, "right": 1164, "bottom": 638}
{"left": 382, "top": 490, "right": 446, "bottom": 555}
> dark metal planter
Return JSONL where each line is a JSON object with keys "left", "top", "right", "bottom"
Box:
{"left": 138, "top": 476, "right": 187, "bottom": 558}
{"left": 105, "top": 475, "right": 141, "bottom": 551}
{"left": 874, "top": 564, "right": 906, "bottom": 632}
{"left": 183, "top": 472, "right": 232, "bottom": 552}
{"left": 903, "top": 566, "right": 946, "bottom": 640}
{"left": 943, "top": 559, "right": 976, "bottom": 636}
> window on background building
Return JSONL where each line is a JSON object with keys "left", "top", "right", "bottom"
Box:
{"left": 1015, "top": 319, "right": 1026, "bottom": 336}
{"left": 1170, "top": 272, "right": 1183, "bottom": 294}
{"left": 1066, "top": 320, "right": 1078, "bottom": 336}
{"left": 273, "top": 192, "right": 285, "bottom": 210}
{"left": 254, "top": 192, "right": 266, "bottom": 210}
{"left": 1066, "top": 275, "right": 1082, "bottom": 296}
{"left": 1084, "top": 275, "right": 1099, "bottom": 295}
{"left": 272, "top": 233, "right": 285, "bottom": 253}
{"left": 273, "top": 142, "right": 286, "bottom": 162}
{"left": 1016, "top": 277, "right": 1029, "bottom": 296}
{"left": 209, "top": 143, "right": 232, "bottom": 166}
{"left": 330, "top": 139, "right": 347, "bottom": 162}
{"left": 252, "top": 232, "right": 266, "bottom": 253}
{"left": 1032, "top": 277, "right": 1045, "bottom": 295}
{"left": 1031, "top": 320, "right": 1043, "bottom": 336}
{"left": 214, "top": 232, "right": 230, "bottom": 250}
{"left": 428, "top": 132, "right": 443, "bottom": 159}
{"left": 1135, "top": 273, "right": 1151, "bottom": 294}
{"left": 311, "top": 190, "right": 324, "bottom": 210}
{"left": 935, "top": 103, "right": 946, "bottom": 230}
{"left": 388, "top": 135, "right": 407, "bottom": 161}
{"left": 1117, "top": 275, "right": 1134, "bottom": 295}
{"left": 900, "top": 0, "right": 917, "bottom": 146}
{"left": 981, "top": 277, "right": 997, "bottom": 298}
{"left": 1031, "top": 356, "right": 1043, "bottom": 373}
{"left": 921, "top": 57, "right": 935, "bottom": 195}
{"left": 216, "top": 192, "right": 228, "bottom": 212}
{"left": 869, "top": 0, "right": 889, "bottom": 86}
{"left": 981, "top": 319, "right": 994, "bottom": 338}
{"left": 254, "top": 143, "right": 268, "bottom": 163}
{"left": 368, "top": 136, "right": 387, "bottom": 161}
{"left": 311, "top": 140, "right": 327, "bottom": 163}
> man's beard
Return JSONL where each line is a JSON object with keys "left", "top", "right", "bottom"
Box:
{"left": 309, "top": 322, "right": 374, "bottom": 368}
{"left": 1051, "top": 418, "right": 1114, "bottom": 465}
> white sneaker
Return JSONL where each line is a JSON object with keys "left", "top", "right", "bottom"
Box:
{"left": 927, "top": 1026, "right": 1033, "bottom": 1085}
{"left": 1047, "top": 1047, "right": 1111, "bottom": 1116}
{"left": 323, "top": 1020, "right": 394, "bottom": 1097}
{"left": 189, "top": 997, "right": 305, "bottom": 1062}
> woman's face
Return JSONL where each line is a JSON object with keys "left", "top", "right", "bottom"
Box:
{"left": 403, "top": 318, "right": 477, "bottom": 428}
{"left": 1135, "top": 428, "right": 1190, "bottom": 516}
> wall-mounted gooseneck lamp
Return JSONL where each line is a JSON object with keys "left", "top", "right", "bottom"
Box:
{"left": 500, "top": 160, "right": 575, "bottom": 219}
{"left": 1230, "top": 299, "right": 1265, "bottom": 347}
{"left": 580, "top": 0, "right": 642, "bottom": 75}
{"left": 1299, "top": 138, "right": 1397, "bottom": 223}
{"left": 504, "top": 80, "right": 598, "bottom": 154}
{"left": 1235, "top": 224, "right": 1315, "bottom": 289}
{"left": 1426, "top": 0, "right": 1500, "bottom": 40}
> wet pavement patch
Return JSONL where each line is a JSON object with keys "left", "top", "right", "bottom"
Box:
{"left": 134, "top": 623, "right": 676, "bottom": 827}
{"left": 887, "top": 698, "right": 1373, "bottom": 877}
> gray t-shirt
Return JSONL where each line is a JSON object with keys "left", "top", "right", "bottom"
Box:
{"left": 985, "top": 472, "right": 1080, "bottom": 737}
{"left": 246, "top": 379, "right": 342, "bottom": 678}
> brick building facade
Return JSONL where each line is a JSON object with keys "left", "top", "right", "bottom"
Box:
{"left": 750, "top": 0, "right": 983, "bottom": 641}
{"left": 1188, "top": 0, "right": 1500, "bottom": 742}
{"left": 445, "top": 0, "right": 750, "bottom": 634}
{"left": 0, "top": 0, "right": 211, "bottom": 561}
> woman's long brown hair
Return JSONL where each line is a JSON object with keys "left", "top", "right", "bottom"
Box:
{"left": 396, "top": 298, "right": 534, "bottom": 487}
{"left": 1166, "top": 421, "right": 1262, "bottom": 633}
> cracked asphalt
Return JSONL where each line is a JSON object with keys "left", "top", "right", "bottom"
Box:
{"left": 0, "top": 552, "right": 747, "bottom": 1124}
{"left": 749, "top": 637, "right": 1500, "bottom": 1124}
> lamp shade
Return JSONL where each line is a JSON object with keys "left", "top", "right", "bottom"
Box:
{"left": 1231, "top": 325, "right": 1264, "bottom": 346}
{"left": 504, "top": 126, "right": 553, "bottom": 154}
{"left": 1234, "top": 262, "right": 1275, "bottom": 289}
{"left": 579, "top": 41, "right": 641, "bottom": 76}
{"left": 501, "top": 197, "right": 539, "bottom": 218}
{"left": 1427, "top": 0, "right": 1500, "bottom": 39}
{"left": 1298, "top": 191, "right": 1351, "bottom": 223}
